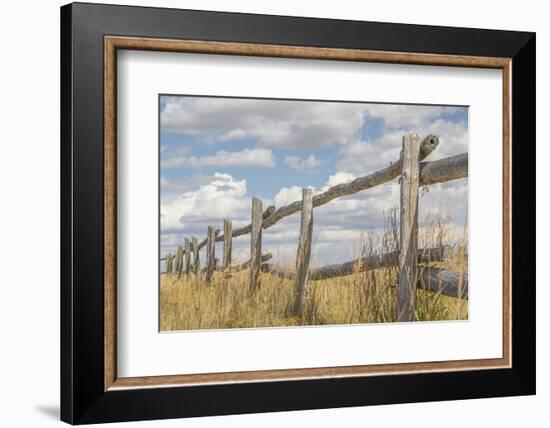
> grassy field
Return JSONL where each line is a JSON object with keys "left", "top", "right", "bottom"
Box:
{"left": 160, "top": 259, "right": 467, "bottom": 331}
{"left": 160, "top": 211, "right": 468, "bottom": 331}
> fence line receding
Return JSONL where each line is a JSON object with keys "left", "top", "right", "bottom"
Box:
{"left": 161, "top": 134, "right": 470, "bottom": 320}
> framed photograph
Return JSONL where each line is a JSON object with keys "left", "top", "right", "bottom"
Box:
{"left": 61, "top": 2, "right": 535, "bottom": 424}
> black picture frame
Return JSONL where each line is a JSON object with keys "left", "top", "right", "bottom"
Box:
{"left": 61, "top": 2, "right": 535, "bottom": 424}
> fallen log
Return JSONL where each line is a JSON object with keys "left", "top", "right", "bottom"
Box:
{"left": 263, "top": 247, "right": 446, "bottom": 281}
{"left": 262, "top": 263, "right": 467, "bottom": 299}
{"left": 418, "top": 267, "right": 468, "bottom": 299}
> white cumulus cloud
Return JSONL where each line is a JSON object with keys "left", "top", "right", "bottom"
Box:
{"left": 336, "top": 119, "right": 468, "bottom": 175}
{"left": 323, "top": 171, "right": 357, "bottom": 189}
{"left": 274, "top": 186, "right": 308, "bottom": 207}
{"left": 161, "top": 96, "right": 366, "bottom": 149}
{"left": 161, "top": 173, "right": 249, "bottom": 232}
{"left": 160, "top": 96, "right": 469, "bottom": 264}
{"left": 284, "top": 154, "right": 321, "bottom": 174}
{"left": 161, "top": 148, "right": 276, "bottom": 169}
{"left": 364, "top": 104, "right": 460, "bottom": 129}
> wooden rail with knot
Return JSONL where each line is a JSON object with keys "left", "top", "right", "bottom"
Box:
{"left": 162, "top": 133, "right": 469, "bottom": 319}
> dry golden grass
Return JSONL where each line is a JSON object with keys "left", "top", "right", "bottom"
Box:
{"left": 160, "top": 264, "right": 467, "bottom": 331}
{"left": 160, "top": 210, "right": 468, "bottom": 331}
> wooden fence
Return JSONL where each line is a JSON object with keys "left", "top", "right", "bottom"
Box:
{"left": 161, "top": 134, "right": 469, "bottom": 321}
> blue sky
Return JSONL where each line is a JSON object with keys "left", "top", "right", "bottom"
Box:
{"left": 160, "top": 95, "right": 468, "bottom": 266}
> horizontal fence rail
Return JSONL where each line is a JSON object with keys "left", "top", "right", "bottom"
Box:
{"left": 161, "top": 134, "right": 470, "bottom": 319}
{"left": 213, "top": 135, "right": 461, "bottom": 241}
{"left": 262, "top": 262, "right": 468, "bottom": 300}
{"left": 420, "top": 267, "right": 469, "bottom": 299}
{"left": 262, "top": 247, "right": 446, "bottom": 281}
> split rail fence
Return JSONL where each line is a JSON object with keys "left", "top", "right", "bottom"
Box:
{"left": 161, "top": 134, "right": 469, "bottom": 321}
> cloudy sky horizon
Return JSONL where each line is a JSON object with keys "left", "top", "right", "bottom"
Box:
{"left": 160, "top": 95, "right": 468, "bottom": 267}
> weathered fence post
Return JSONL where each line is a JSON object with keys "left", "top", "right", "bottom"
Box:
{"left": 294, "top": 188, "right": 314, "bottom": 318}
{"left": 166, "top": 253, "right": 173, "bottom": 275}
{"left": 192, "top": 236, "right": 200, "bottom": 280}
{"left": 175, "top": 245, "right": 183, "bottom": 278}
{"left": 184, "top": 238, "right": 191, "bottom": 277}
{"left": 249, "top": 197, "right": 263, "bottom": 292}
{"left": 397, "top": 133, "right": 421, "bottom": 322}
{"left": 206, "top": 227, "right": 216, "bottom": 286}
{"left": 223, "top": 219, "right": 232, "bottom": 270}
